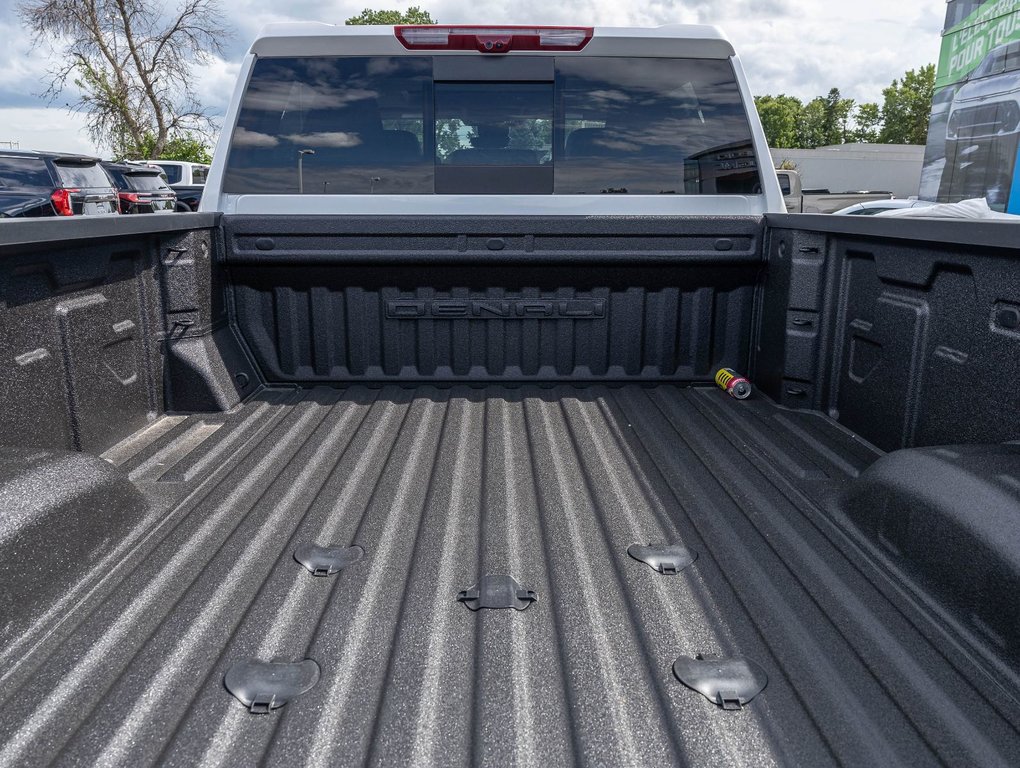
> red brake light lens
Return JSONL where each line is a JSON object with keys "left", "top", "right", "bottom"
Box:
{"left": 119, "top": 192, "right": 140, "bottom": 203}
{"left": 50, "top": 188, "right": 77, "bottom": 216}
{"left": 395, "top": 25, "right": 593, "bottom": 53}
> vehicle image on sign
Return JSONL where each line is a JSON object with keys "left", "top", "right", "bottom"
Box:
{"left": 101, "top": 162, "right": 177, "bottom": 214}
{"left": 946, "top": 41, "right": 1020, "bottom": 141}
{"left": 918, "top": 86, "right": 958, "bottom": 199}
{"left": 0, "top": 150, "right": 118, "bottom": 218}
{"left": 941, "top": 40, "right": 1020, "bottom": 208}
{"left": 1, "top": 23, "right": 1019, "bottom": 768}
{"left": 928, "top": 85, "right": 958, "bottom": 143}
{"left": 831, "top": 198, "right": 936, "bottom": 215}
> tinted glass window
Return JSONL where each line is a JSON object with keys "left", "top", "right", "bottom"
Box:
{"left": 435, "top": 83, "right": 552, "bottom": 165}
{"left": 157, "top": 164, "right": 183, "bottom": 184}
{"left": 224, "top": 56, "right": 760, "bottom": 196}
{"left": 55, "top": 162, "right": 112, "bottom": 189}
{"left": 933, "top": 87, "right": 956, "bottom": 108}
{"left": 103, "top": 167, "right": 128, "bottom": 187}
{"left": 192, "top": 166, "right": 208, "bottom": 184}
{"left": 555, "top": 58, "right": 759, "bottom": 195}
{"left": 1006, "top": 42, "right": 1020, "bottom": 74}
{"left": 0, "top": 157, "right": 53, "bottom": 189}
{"left": 126, "top": 172, "right": 170, "bottom": 191}
{"left": 778, "top": 174, "right": 792, "bottom": 195}
{"left": 975, "top": 44, "right": 1010, "bottom": 78}
{"left": 944, "top": 0, "right": 985, "bottom": 30}
{"left": 225, "top": 56, "right": 433, "bottom": 194}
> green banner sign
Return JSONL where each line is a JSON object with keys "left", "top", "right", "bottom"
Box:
{"left": 936, "top": 0, "right": 1020, "bottom": 88}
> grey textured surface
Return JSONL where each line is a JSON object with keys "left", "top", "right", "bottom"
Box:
{"left": 2, "top": 385, "right": 1019, "bottom": 767}
{"left": 0, "top": 448, "right": 147, "bottom": 647}
{"left": 0, "top": 217, "right": 222, "bottom": 454}
{"left": 224, "top": 216, "right": 764, "bottom": 386}
{"left": 759, "top": 222, "right": 1020, "bottom": 449}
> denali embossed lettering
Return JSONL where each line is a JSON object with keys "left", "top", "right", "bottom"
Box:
{"left": 385, "top": 299, "right": 606, "bottom": 319}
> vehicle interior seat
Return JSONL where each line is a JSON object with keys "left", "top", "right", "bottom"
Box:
{"left": 448, "top": 123, "right": 540, "bottom": 165}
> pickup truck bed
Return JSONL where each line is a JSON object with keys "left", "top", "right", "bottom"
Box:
{"left": 2, "top": 382, "right": 1017, "bottom": 767}
{"left": 2, "top": 214, "right": 1020, "bottom": 767}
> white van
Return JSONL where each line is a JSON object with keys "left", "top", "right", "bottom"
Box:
{"left": 202, "top": 24, "right": 783, "bottom": 215}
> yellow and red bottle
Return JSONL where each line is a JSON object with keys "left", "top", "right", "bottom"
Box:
{"left": 715, "top": 368, "right": 752, "bottom": 400}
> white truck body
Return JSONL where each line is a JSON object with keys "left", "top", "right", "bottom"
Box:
{"left": 201, "top": 23, "right": 784, "bottom": 215}
{"left": 150, "top": 161, "right": 209, "bottom": 187}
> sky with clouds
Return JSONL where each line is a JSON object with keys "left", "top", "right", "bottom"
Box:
{"left": 0, "top": 0, "right": 947, "bottom": 155}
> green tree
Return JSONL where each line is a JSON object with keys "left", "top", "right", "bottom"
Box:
{"left": 132, "top": 132, "right": 213, "bottom": 164}
{"left": 823, "top": 87, "right": 856, "bottom": 144}
{"left": 786, "top": 89, "right": 854, "bottom": 148}
{"left": 509, "top": 119, "right": 551, "bottom": 158}
{"left": 797, "top": 97, "right": 829, "bottom": 148}
{"left": 879, "top": 65, "right": 935, "bottom": 145}
{"left": 436, "top": 120, "right": 472, "bottom": 161}
{"left": 345, "top": 6, "right": 435, "bottom": 24}
{"left": 346, "top": 7, "right": 448, "bottom": 157}
{"left": 754, "top": 94, "right": 803, "bottom": 148}
{"left": 851, "top": 102, "right": 882, "bottom": 143}
{"left": 19, "top": 0, "right": 230, "bottom": 158}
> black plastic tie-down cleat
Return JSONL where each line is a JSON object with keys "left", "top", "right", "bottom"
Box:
{"left": 672, "top": 654, "right": 767, "bottom": 710}
{"left": 628, "top": 543, "right": 697, "bottom": 575}
{"left": 224, "top": 658, "right": 320, "bottom": 713}
{"left": 457, "top": 574, "right": 537, "bottom": 611}
{"left": 294, "top": 543, "right": 364, "bottom": 577}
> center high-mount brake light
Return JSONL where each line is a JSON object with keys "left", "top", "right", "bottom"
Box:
{"left": 395, "top": 25, "right": 594, "bottom": 53}
{"left": 50, "top": 188, "right": 77, "bottom": 216}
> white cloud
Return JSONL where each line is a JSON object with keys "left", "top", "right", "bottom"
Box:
{"left": 283, "top": 131, "right": 363, "bottom": 148}
{"left": 0, "top": 1, "right": 949, "bottom": 154}
{"left": 192, "top": 56, "right": 243, "bottom": 116}
{"left": 0, "top": 107, "right": 98, "bottom": 155}
{"left": 0, "top": 18, "right": 52, "bottom": 99}
{"left": 232, "top": 126, "right": 279, "bottom": 147}
{"left": 219, "top": 0, "right": 947, "bottom": 104}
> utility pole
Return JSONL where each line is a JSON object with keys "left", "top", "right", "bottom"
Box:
{"left": 297, "top": 149, "right": 315, "bottom": 194}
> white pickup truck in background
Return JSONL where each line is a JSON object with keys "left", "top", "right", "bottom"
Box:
{"left": 777, "top": 168, "right": 893, "bottom": 213}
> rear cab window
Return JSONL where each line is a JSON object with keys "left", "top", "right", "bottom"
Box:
{"left": 223, "top": 55, "right": 761, "bottom": 196}
{"left": 0, "top": 157, "right": 54, "bottom": 190}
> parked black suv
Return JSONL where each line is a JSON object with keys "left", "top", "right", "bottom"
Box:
{"left": 101, "top": 162, "right": 177, "bottom": 214}
{"left": 0, "top": 150, "right": 118, "bottom": 218}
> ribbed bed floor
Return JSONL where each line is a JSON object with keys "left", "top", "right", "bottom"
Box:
{"left": 1, "top": 385, "right": 1018, "bottom": 767}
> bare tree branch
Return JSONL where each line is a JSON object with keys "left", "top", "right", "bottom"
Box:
{"left": 17, "top": 0, "right": 231, "bottom": 158}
